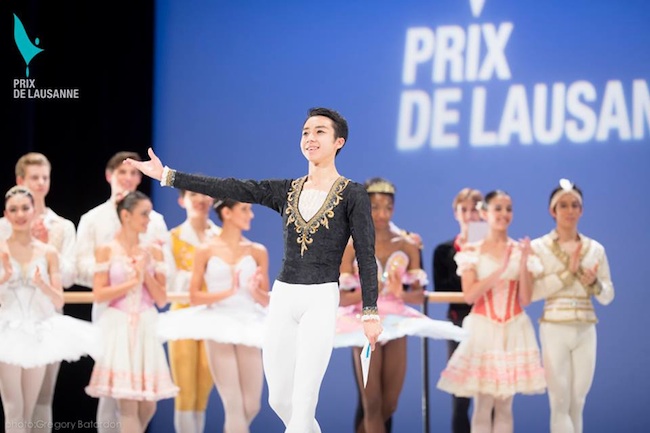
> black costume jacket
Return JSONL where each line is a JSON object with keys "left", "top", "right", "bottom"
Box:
{"left": 172, "top": 172, "right": 379, "bottom": 310}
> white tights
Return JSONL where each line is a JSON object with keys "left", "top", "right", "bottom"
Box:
{"left": 97, "top": 397, "right": 120, "bottom": 433}
{"left": 205, "top": 342, "right": 263, "bottom": 433}
{"left": 117, "top": 399, "right": 156, "bottom": 433}
{"left": 262, "top": 281, "right": 339, "bottom": 433}
{"left": 540, "top": 322, "right": 596, "bottom": 433}
{"left": 0, "top": 362, "right": 46, "bottom": 433}
{"left": 31, "top": 362, "right": 60, "bottom": 433}
{"left": 471, "top": 393, "right": 513, "bottom": 433}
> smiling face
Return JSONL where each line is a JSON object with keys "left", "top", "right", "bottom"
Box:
{"left": 300, "top": 115, "right": 345, "bottom": 165}
{"left": 221, "top": 202, "right": 254, "bottom": 231}
{"left": 369, "top": 193, "right": 394, "bottom": 231}
{"left": 179, "top": 190, "right": 214, "bottom": 219}
{"left": 482, "top": 193, "right": 513, "bottom": 232}
{"left": 107, "top": 164, "right": 143, "bottom": 201}
{"left": 17, "top": 164, "right": 50, "bottom": 203}
{"left": 4, "top": 189, "right": 35, "bottom": 232}
{"left": 120, "top": 198, "right": 152, "bottom": 234}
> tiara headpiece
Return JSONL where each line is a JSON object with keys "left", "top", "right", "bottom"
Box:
{"left": 366, "top": 181, "right": 395, "bottom": 195}
{"left": 5, "top": 185, "right": 32, "bottom": 199}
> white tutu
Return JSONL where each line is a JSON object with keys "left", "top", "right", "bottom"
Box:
{"left": 0, "top": 313, "right": 100, "bottom": 368}
{"left": 334, "top": 308, "right": 468, "bottom": 348}
{"left": 0, "top": 256, "right": 99, "bottom": 368}
{"left": 158, "top": 303, "right": 267, "bottom": 348}
{"left": 336, "top": 251, "right": 467, "bottom": 348}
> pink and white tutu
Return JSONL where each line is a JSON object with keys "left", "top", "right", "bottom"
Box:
{"left": 334, "top": 251, "right": 467, "bottom": 348}
{"left": 85, "top": 257, "right": 178, "bottom": 401}
{"left": 437, "top": 242, "right": 546, "bottom": 398}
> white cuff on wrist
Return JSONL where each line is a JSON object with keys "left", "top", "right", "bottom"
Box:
{"left": 160, "top": 166, "right": 172, "bottom": 186}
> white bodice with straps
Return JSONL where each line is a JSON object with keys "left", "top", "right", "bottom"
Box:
{"left": 0, "top": 255, "right": 99, "bottom": 368}
{"left": 0, "top": 256, "right": 56, "bottom": 322}
{"left": 205, "top": 254, "right": 258, "bottom": 309}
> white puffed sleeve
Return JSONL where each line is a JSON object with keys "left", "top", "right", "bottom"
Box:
{"left": 454, "top": 250, "right": 479, "bottom": 276}
{"left": 154, "top": 260, "right": 168, "bottom": 275}
{"left": 93, "top": 261, "right": 110, "bottom": 274}
{"left": 526, "top": 254, "right": 544, "bottom": 277}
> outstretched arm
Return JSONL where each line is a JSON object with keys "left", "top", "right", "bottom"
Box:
{"left": 125, "top": 147, "right": 289, "bottom": 213}
{"left": 123, "top": 147, "right": 164, "bottom": 181}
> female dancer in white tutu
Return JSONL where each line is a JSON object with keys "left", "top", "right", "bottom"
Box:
{"left": 336, "top": 178, "right": 466, "bottom": 433}
{"left": 158, "top": 198, "right": 269, "bottom": 433}
{"left": 437, "top": 190, "right": 547, "bottom": 433}
{"left": 531, "top": 179, "right": 614, "bottom": 433}
{"left": 85, "top": 191, "right": 178, "bottom": 433}
{"left": 0, "top": 186, "right": 97, "bottom": 433}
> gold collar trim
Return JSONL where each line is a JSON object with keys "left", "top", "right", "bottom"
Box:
{"left": 546, "top": 232, "right": 590, "bottom": 267}
{"left": 285, "top": 176, "right": 349, "bottom": 256}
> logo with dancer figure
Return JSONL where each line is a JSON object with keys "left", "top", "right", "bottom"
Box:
{"left": 11, "top": 12, "right": 80, "bottom": 99}
{"left": 13, "top": 13, "right": 44, "bottom": 78}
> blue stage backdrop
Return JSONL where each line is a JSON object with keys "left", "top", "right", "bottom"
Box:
{"left": 151, "top": 1, "right": 650, "bottom": 432}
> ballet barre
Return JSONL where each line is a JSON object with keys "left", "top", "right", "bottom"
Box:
{"left": 63, "top": 292, "right": 193, "bottom": 304}
{"left": 424, "top": 291, "right": 464, "bottom": 303}
{"left": 63, "top": 291, "right": 465, "bottom": 304}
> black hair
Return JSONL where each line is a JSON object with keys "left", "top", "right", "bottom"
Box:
{"left": 481, "top": 190, "right": 510, "bottom": 210}
{"left": 548, "top": 184, "right": 583, "bottom": 209}
{"left": 115, "top": 190, "right": 150, "bottom": 222}
{"left": 306, "top": 107, "right": 349, "bottom": 156}
{"left": 212, "top": 198, "right": 239, "bottom": 222}
{"left": 4, "top": 185, "right": 34, "bottom": 207}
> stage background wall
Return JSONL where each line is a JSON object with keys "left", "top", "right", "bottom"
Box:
{"left": 151, "top": 1, "right": 649, "bottom": 433}
{"left": 1, "top": 1, "right": 649, "bottom": 432}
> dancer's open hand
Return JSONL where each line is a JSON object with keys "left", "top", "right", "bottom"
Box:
{"left": 123, "top": 147, "right": 165, "bottom": 181}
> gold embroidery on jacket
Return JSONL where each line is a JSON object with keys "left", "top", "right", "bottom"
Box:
{"left": 546, "top": 234, "right": 590, "bottom": 279}
{"left": 285, "top": 176, "right": 349, "bottom": 256}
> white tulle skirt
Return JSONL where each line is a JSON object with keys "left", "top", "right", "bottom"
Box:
{"left": 0, "top": 313, "right": 100, "bottom": 368}
{"left": 334, "top": 297, "right": 468, "bottom": 348}
{"left": 157, "top": 303, "right": 267, "bottom": 348}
